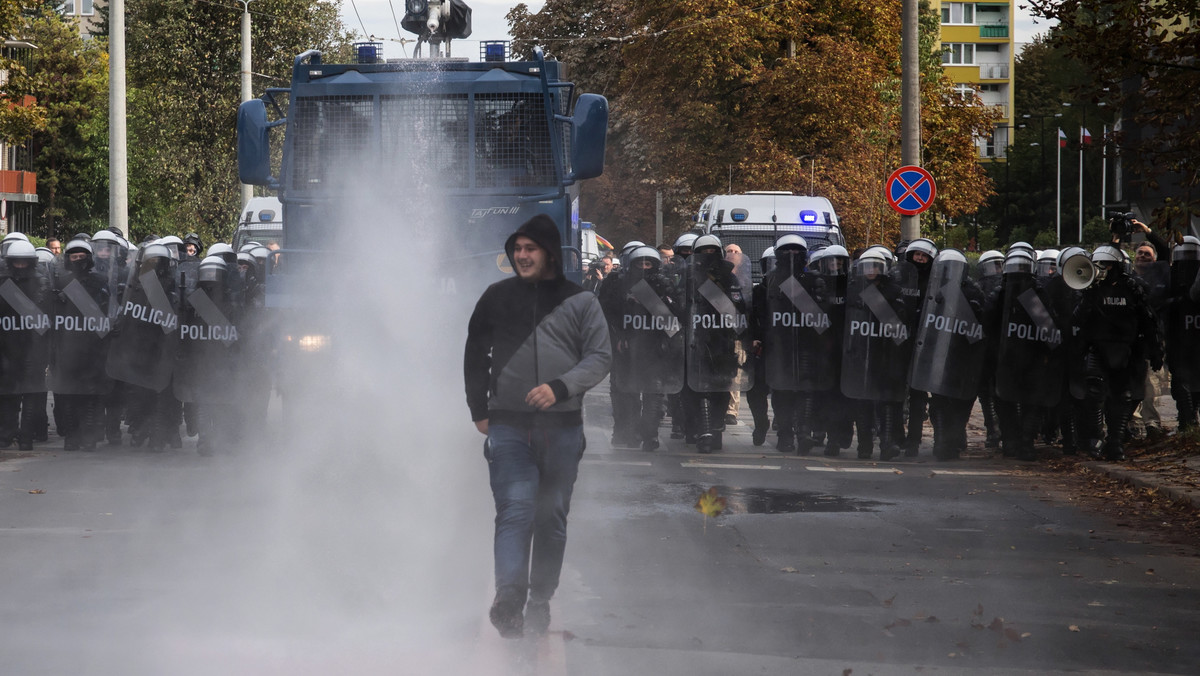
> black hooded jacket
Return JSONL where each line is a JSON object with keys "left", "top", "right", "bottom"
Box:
{"left": 464, "top": 215, "right": 612, "bottom": 427}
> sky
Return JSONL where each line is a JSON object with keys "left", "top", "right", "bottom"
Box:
{"left": 340, "top": 1, "right": 1051, "bottom": 62}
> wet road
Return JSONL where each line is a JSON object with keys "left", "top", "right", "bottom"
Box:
{"left": 2, "top": 406, "right": 1199, "bottom": 675}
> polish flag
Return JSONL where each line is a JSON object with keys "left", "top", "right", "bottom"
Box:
{"left": 1081, "top": 127, "right": 1093, "bottom": 146}
{"left": 1058, "top": 128, "right": 1068, "bottom": 148}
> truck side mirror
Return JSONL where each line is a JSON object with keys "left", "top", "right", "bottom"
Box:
{"left": 238, "top": 99, "right": 276, "bottom": 187}
{"left": 570, "top": 94, "right": 608, "bottom": 181}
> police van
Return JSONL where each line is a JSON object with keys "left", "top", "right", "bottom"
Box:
{"left": 232, "top": 196, "right": 285, "bottom": 251}
{"left": 695, "top": 191, "right": 843, "bottom": 281}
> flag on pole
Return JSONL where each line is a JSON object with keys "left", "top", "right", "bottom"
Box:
{"left": 1058, "top": 128, "right": 1068, "bottom": 148}
{"left": 594, "top": 234, "right": 615, "bottom": 251}
{"left": 1081, "top": 128, "right": 1093, "bottom": 146}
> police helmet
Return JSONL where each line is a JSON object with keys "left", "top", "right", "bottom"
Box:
{"left": 64, "top": 239, "right": 93, "bottom": 256}
{"left": 1091, "top": 244, "right": 1124, "bottom": 280}
{"left": 250, "top": 245, "right": 271, "bottom": 265}
{"left": 673, "top": 232, "right": 699, "bottom": 250}
{"left": 692, "top": 234, "right": 722, "bottom": 254}
{"left": 862, "top": 245, "right": 895, "bottom": 269}
{"left": 237, "top": 251, "right": 258, "bottom": 272}
{"left": 92, "top": 230, "right": 119, "bottom": 244}
{"left": 936, "top": 248, "right": 968, "bottom": 265}
{"left": 1, "top": 231, "right": 28, "bottom": 257}
{"left": 238, "top": 243, "right": 258, "bottom": 254}
{"left": 1172, "top": 239, "right": 1200, "bottom": 263}
{"left": 856, "top": 248, "right": 889, "bottom": 276}
{"left": 906, "top": 238, "right": 938, "bottom": 263}
{"left": 619, "top": 240, "right": 646, "bottom": 266}
{"left": 35, "top": 247, "right": 55, "bottom": 267}
{"left": 1007, "top": 241, "right": 1034, "bottom": 255}
{"left": 815, "top": 245, "right": 849, "bottom": 276}
{"left": 1057, "top": 246, "right": 1088, "bottom": 270}
{"left": 976, "top": 249, "right": 1004, "bottom": 277}
{"left": 158, "top": 235, "right": 185, "bottom": 261}
{"left": 198, "top": 255, "right": 228, "bottom": 285}
{"left": 774, "top": 233, "right": 808, "bottom": 254}
{"left": 1003, "top": 249, "right": 1035, "bottom": 275}
{"left": 1036, "top": 248, "right": 1060, "bottom": 277}
{"left": 760, "top": 246, "right": 776, "bottom": 276}
{"left": 4, "top": 240, "right": 37, "bottom": 262}
{"left": 206, "top": 242, "right": 237, "bottom": 266}
{"left": 627, "top": 246, "right": 662, "bottom": 269}
{"left": 808, "top": 247, "right": 827, "bottom": 265}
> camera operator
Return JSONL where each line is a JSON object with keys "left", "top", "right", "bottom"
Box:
{"left": 1115, "top": 216, "right": 1170, "bottom": 440}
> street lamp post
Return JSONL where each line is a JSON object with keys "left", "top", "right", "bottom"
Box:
{"left": 1021, "top": 112, "right": 1062, "bottom": 241}
{"left": 798, "top": 154, "right": 822, "bottom": 195}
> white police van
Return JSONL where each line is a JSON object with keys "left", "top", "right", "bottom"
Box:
{"left": 695, "top": 191, "right": 843, "bottom": 281}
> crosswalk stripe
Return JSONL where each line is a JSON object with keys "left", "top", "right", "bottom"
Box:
{"left": 808, "top": 467, "right": 901, "bottom": 473}
{"left": 581, "top": 459, "right": 654, "bottom": 467}
{"left": 929, "top": 470, "right": 1012, "bottom": 476}
{"left": 682, "top": 462, "right": 782, "bottom": 470}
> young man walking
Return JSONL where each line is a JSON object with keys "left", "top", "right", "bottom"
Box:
{"left": 464, "top": 215, "right": 612, "bottom": 638}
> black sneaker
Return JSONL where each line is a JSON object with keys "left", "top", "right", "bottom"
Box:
{"left": 489, "top": 597, "right": 524, "bottom": 639}
{"left": 752, "top": 428, "right": 767, "bottom": 446}
{"left": 525, "top": 600, "right": 551, "bottom": 635}
{"left": 641, "top": 438, "right": 659, "bottom": 452}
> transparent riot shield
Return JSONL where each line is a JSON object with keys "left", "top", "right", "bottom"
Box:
{"left": 840, "top": 257, "right": 915, "bottom": 402}
{"left": 763, "top": 255, "right": 836, "bottom": 392}
{"left": 686, "top": 249, "right": 753, "bottom": 393}
{"left": 908, "top": 255, "right": 988, "bottom": 400}
{"left": 105, "top": 250, "right": 181, "bottom": 392}
{"left": 174, "top": 281, "right": 241, "bottom": 404}
{"left": 48, "top": 265, "right": 115, "bottom": 396}
{"left": 612, "top": 265, "right": 685, "bottom": 395}
{"left": 0, "top": 269, "right": 51, "bottom": 394}
{"left": 994, "top": 273, "right": 1066, "bottom": 407}
{"left": 1135, "top": 260, "right": 1171, "bottom": 311}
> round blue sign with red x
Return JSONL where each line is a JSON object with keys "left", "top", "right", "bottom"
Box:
{"left": 886, "top": 165, "right": 937, "bottom": 216}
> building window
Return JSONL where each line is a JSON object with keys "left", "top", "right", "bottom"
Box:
{"left": 81, "top": 0, "right": 93, "bottom": 15}
{"left": 953, "top": 83, "right": 978, "bottom": 99}
{"left": 941, "top": 43, "right": 976, "bottom": 66}
{"left": 940, "top": 3, "right": 975, "bottom": 24}
{"left": 59, "top": 0, "right": 75, "bottom": 14}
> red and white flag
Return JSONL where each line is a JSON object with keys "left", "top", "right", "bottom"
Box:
{"left": 1058, "top": 128, "right": 1068, "bottom": 148}
{"left": 1081, "top": 127, "right": 1093, "bottom": 146}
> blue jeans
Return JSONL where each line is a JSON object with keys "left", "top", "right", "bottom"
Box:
{"left": 485, "top": 423, "right": 584, "bottom": 605}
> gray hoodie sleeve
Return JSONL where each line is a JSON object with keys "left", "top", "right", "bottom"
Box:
{"left": 547, "top": 292, "right": 612, "bottom": 401}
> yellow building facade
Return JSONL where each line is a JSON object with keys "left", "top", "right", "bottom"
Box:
{"left": 931, "top": 1, "right": 1015, "bottom": 160}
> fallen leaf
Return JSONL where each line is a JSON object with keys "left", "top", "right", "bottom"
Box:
{"left": 695, "top": 487, "right": 727, "bottom": 518}
{"left": 882, "top": 594, "right": 896, "bottom": 607}
{"left": 780, "top": 567, "right": 799, "bottom": 573}
{"left": 1004, "top": 628, "right": 1021, "bottom": 642}
{"left": 989, "top": 618, "right": 1005, "bottom": 632}
{"left": 28, "top": 489, "right": 44, "bottom": 494}
{"left": 1146, "top": 569, "right": 1155, "bottom": 575}
{"left": 1020, "top": 632, "right": 1032, "bottom": 638}
{"left": 842, "top": 670, "right": 852, "bottom": 676}
{"left": 1069, "top": 625, "right": 1080, "bottom": 632}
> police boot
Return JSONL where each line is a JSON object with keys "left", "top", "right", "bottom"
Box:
{"left": 752, "top": 421, "right": 768, "bottom": 446}
{"left": 696, "top": 398, "right": 716, "bottom": 454}
{"left": 1174, "top": 390, "right": 1197, "bottom": 433}
{"left": 795, "top": 397, "right": 816, "bottom": 456}
{"left": 979, "top": 392, "right": 1001, "bottom": 449}
{"left": 878, "top": 404, "right": 901, "bottom": 461}
{"left": 1103, "top": 405, "right": 1132, "bottom": 462}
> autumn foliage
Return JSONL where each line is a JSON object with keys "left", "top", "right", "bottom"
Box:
{"left": 509, "top": 0, "right": 997, "bottom": 249}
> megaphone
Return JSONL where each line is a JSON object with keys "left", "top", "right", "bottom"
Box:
{"left": 1061, "top": 252, "right": 1096, "bottom": 290}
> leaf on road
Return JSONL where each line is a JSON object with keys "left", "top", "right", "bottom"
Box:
{"left": 1069, "top": 625, "right": 1080, "bottom": 632}
{"left": 28, "top": 489, "right": 44, "bottom": 494}
{"left": 695, "top": 487, "right": 727, "bottom": 518}
{"left": 1004, "top": 628, "right": 1022, "bottom": 642}
{"left": 780, "top": 567, "right": 799, "bottom": 573}
{"left": 882, "top": 593, "right": 896, "bottom": 607}
{"left": 1146, "top": 568, "right": 1155, "bottom": 575}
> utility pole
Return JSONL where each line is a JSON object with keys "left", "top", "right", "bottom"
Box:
{"left": 900, "top": 0, "right": 921, "bottom": 241}
{"left": 655, "top": 191, "right": 663, "bottom": 246}
{"left": 240, "top": 0, "right": 255, "bottom": 208}
{"left": 109, "top": 0, "right": 128, "bottom": 237}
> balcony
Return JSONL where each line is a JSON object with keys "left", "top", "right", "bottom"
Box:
{"left": 979, "top": 63, "right": 1010, "bottom": 80}
{"left": 0, "top": 170, "right": 37, "bottom": 201}
{"left": 979, "top": 23, "right": 1009, "bottom": 39}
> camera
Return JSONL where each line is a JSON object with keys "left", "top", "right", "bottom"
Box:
{"left": 1109, "top": 211, "right": 1136, "bottom": 242}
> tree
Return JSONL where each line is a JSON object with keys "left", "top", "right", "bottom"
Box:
{"left": 0, "top": 0, "right": 48, "bottom": 145}
{"left": 13, "top": 5, "right": 109, "bottom": 236}
{"left": 1025, "top": 0, "right": 1200, "bottom": 236}
{"left": 119, "top": 0, "right": 353, "bottom": 243}
{"left": 510, "top": 0, "right": 996, "bottom": 249}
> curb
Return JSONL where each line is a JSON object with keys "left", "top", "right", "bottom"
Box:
{"left": 1082, "top": 460, "right": 1200, "bottom": 510}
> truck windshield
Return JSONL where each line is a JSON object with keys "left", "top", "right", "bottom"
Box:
{"left": 287, "top": 93, "right": 565, "bottom": 193}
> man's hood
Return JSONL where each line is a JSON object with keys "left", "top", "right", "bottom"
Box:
{"left": 505, "top": 214, "right": 564, "bottom": 280}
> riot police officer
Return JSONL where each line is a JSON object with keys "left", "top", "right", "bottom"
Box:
{"left": 899, "top": 238, "right": 937, "bottom": 456}
{"left": 0, "top": 240, "right": 51, "bottom": 450}
{"left": 1072, "top": 245, "right": 1163, "bottom": 461}
{"left": 1165, "top": 237, "right": 1200, "bottom": 432}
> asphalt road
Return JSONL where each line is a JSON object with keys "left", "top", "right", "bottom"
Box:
{"left": 2, "top": 398, "right": 1199, "bottom": 676}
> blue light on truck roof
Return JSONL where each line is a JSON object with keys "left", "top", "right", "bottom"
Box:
{"left": 731, "top": 212, "right": 747, "bottom": 222}
{"left": 800, "top": 210, "right": 818, "bottom": 224}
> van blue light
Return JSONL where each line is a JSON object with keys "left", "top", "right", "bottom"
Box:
{"left": 731, "top": 212, "right": 747, "bottom": 222}
{"left": 800, "top": 210, "right": 818, "bottom": 224}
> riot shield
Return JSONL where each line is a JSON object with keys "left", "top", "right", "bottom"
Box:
{"left": 994, "top": 273, "right": 1066, "bottom": 407}
{"left": 0, "top": 271, "right": 51, "bottom": 394}
{"left": 763, "top": 257, "right": 836, "bottom": 392}
{"left": 841, "top": 258, "right": 915, "bottom": 402}
{"left": 1167, "top": 256, "right": 1200, "bottom": 392}
{"left": 908, "top": 256, "right": 987, "bottom": 400}
{"left": 48, "top": 268, "right": 115, "bottom": 396}
{"left": 174, "top": 282, "right": 241, "bottom": 404}
{"left": 612, "top": 266, "right": 685, "bottom": 394}
{"left": 1134, "top": 260, "right": 1170, "bottom": 313}
{"left": 105, "top": 251, "right": 181, "bottom": 392}
{"left": 91, "top": 238, "right": 124, "bottom": 317}
{"left": 685, "top": 250, "right": 753, "bottom": 393}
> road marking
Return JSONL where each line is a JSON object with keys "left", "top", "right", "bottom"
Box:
{"left": 929, "top": 470, "right": 1012, "bottom": 476}
{"left": 682, "top": 462, "right": 781, "bottom": 470}
{"left": 807, "top": 467, "right": 900, "bottom": 473}
{"left": 581, "top": 459, "right": 654, "bottom": 467}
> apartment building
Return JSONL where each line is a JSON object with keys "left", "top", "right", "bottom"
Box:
{"left": 932, "top": 1, "right": 1015, "bottom": 160}
{"left": 0, "top": 41, "right": 38, "bottom": 235}
{"left": 61, "top": 0, "right": 103, "bottom": 39}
